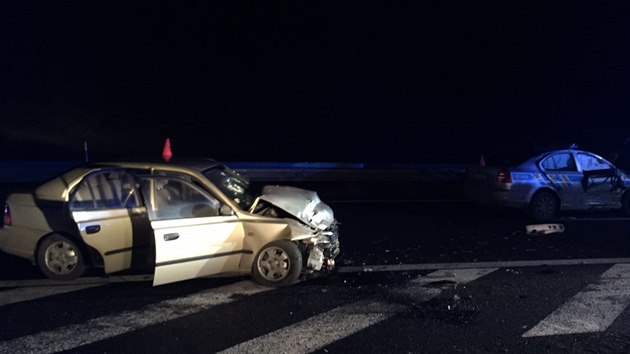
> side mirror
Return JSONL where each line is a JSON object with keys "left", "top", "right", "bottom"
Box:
{"left": 220, "top": 204, "right": 234, "bottom": 216}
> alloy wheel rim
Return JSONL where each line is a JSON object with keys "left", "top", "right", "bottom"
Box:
{"left": 44, "top": 241, "right": 78, "bottom": 275}
{"left": 536, "top": 195, "right": 555, "bottom": 218}
{"left": 257, "top": 246, "right": 290, "bottom": 281}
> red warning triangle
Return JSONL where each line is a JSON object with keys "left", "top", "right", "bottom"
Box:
{"left": 162, "top": 138, "right": 173, "bottom": 162}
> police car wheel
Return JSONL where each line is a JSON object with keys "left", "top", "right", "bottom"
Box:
{"left": 528, "top": 191, "right": 558, "bottom": 221}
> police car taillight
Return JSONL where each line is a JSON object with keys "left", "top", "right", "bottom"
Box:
{"left": 3, "top": 204, "right": 12, "bottom": 226}
{"left": 496, "top": 169, "right": 512, "bottom": 184}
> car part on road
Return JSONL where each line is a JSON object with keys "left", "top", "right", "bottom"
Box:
{"left": 525, "top": 223, "right": 565, "bottom": 235}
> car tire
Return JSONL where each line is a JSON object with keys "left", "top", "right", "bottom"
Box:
{"left": 37, "top": 234, "right": 86, "bottom": 281}
{"left": 622, "top": 192, "right": 630, "bottom": 216}
{"left": 252, "top": 240, "right": 302, "bottom": 287}
{"left": 528, "top": 190, "right": 559, "bottom": 221}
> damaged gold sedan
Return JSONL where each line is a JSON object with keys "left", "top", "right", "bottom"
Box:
{"left": 0, "top": 159, "right": 340, "bottom": 286}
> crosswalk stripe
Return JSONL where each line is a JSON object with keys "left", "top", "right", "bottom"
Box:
{"left": 523, "top": 263, "right": 630, "bottom": 337}
{"left": 218, "top": 268, "right": 497, "bottom": 354}
{"left": 0, "top": 284, "right": 103, "bottom": 307}
{"left": 338, "top": 258, "right": 630, "bottom": 273}
{"left": 0, "top": 280, "right": 271, "bottom": 354}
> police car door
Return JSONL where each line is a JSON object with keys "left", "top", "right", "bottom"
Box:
{"left": 141, "top": 176, "right": 244, "bottom": 286}
{"left": 575, "top": 152, "right": 621, "bottom": 207}
{"left": 539, "top": 152, "right": 583, "bottom": 209}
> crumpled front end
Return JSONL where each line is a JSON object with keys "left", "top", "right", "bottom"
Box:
{"left": 253, "top": 185, "right": 341, "bottom": 275}
{"left": 302, "top": 220, "right": 340, "bottom": 274}
{"left": 258, "top": 185, "right": 334, "bottom": 230}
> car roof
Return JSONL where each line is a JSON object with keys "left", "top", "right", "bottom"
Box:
{"left": 34, "top": 157, "right": 223, "bottom": 201}
{"left": 522, "top": 149, "right": 609, "bottom": 166}
{"left": 91, "top": 157, "right": 222, "bottom": 172}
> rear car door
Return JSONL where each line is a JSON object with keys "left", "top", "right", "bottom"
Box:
{"left": 140, "top": 176, "right": 245, "bottom": 286}
{"left": 70, "top": 169, "right": 152, "bottom": 274}
{"left": 539, "top": 152, "right": 584, "bottom": 209}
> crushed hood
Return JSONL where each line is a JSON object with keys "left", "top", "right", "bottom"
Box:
{"left": 259, "top": 185, "right": 334, "bottom": 230}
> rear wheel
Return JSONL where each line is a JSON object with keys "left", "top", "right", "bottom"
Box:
{"left": 528, "top": 191, "right": 559, "bottom": 221}
{"left": 252, "top": 240, "right": 302, "bottom": 287}
{"left": 37, "top": 234, "right": 86, "bottom": 281}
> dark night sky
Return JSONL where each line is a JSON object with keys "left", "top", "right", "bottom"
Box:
{"left": 2, "top": 1, "right": 630, "bottom": 163}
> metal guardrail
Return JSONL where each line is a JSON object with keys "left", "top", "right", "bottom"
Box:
{"left": 0, "top": 160, "right": 468, "bottom": 183}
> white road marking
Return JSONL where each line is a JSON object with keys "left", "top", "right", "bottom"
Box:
{"left": 218, "top": 268, "right": 497, "bottom": 354}
{"left": 330, "top": 199, "right": 467, "bottom": 204}
{"left": 0, "top": 280, "right": 272, "bottom": 354}
{"left": 523, "top": 263, "right": 630, "bottom": 337}
{"left": 338, "top": 258, "right": 630, "bottom": 273}
{"left": 563, "top": 217, "right": 630, "bottom": 222}
{"left": 0, "top": 284, "right": 103, "bottom": 307}
{"left": 0, "top": 274, "right": 153, "bottom": 288}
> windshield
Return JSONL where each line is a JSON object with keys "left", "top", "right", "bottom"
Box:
{"left": 203, "top": 165, "right": 255, "bottom": 210}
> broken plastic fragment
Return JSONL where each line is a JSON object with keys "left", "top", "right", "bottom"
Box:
{"left": 525, "top": 223, "right": 565, "bottom": 235}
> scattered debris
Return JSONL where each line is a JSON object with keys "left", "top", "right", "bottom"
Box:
{"left": 525, "top": 223, "right": 565, "bottom": 235}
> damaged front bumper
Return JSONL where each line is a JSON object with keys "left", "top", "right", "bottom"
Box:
{"left": 303, "top": 221, "right": 340, "bottom": 273}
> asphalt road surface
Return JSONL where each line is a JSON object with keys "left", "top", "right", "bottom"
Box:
{"left": 1, "top": 188, "right": 630, "bottom": 352}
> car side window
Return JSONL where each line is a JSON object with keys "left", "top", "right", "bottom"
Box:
{"left": 541, "top": 153, "right": 577, "bottom": 172}
{"left": 70, "top": 170, "right": 140, "bottom": 211}
{"left": 576, "top": 153, "right": 612, "bottom": 172}
{"left": 141, "top": 177, "right": 223, "bottom": 220}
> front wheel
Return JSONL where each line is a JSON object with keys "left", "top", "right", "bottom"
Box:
{"left": 528, "top": 191, "right": 559, "bottom": 221}
{"left": 252, "top": 241, "right": 302, "bottom": 287}
{"left": 37, "top": 234, "right": 86, "bottom": 281}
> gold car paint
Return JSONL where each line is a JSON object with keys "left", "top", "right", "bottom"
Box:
{"left": 2, "top": 161, "right": 337, "bottom": 285}
{"left": 151, "top": 215, "right": 244, "bottom": 286}
{"left": 35, "top": 167, "right": 94, "bottom": 201}
{"left": 0, "top": 193, "right": 79, "bottom": 262}
{"left": 236, "top": 215, "right": 294, "bottom": 273}
{"left": 0, "top": 194, "right": 52, "bottom": 261}
{"left": 72, "top": 208, "right": 136, "bottom": 274}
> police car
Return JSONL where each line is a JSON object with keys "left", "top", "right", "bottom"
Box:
{"left": 465, "top": 148, "right": 630, "bottom": 220}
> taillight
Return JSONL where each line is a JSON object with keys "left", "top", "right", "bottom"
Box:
{"left": 3, "top": 204, "right": 12, "bottom": 226}
{"left": 496, "top": 168, "right": 512, "bottom": 184}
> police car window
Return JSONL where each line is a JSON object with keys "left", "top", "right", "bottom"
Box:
{"left": 70, "top": 170, "right": 140, "bottom": 210}
{"left": 576, "top": 153, "right": 612, "bottom": 172}
{"left": 541, "top": 153, "right": 577, "bottom": 172}
{"left": 141, "top": 177, "right": 222, "bottom": 220}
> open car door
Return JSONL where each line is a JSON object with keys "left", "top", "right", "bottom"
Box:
{"left": 70, "top": 169, "right": 150, "bottom": 274}
{"left": 140, "top": 176, "right": 245, "bottom": 286}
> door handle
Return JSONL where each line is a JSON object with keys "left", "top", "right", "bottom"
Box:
{"left": 85, "top": 225, "right": 101, "bottom": 234}
{"left": 164, "top": 233, "right": 179, "bottom": 241}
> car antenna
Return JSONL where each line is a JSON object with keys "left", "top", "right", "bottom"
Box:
{"left": 84, "top": 141, "right": 89, "bottom": 162}
{"left": 569, "top": 143, "right": 579, "bottom": 150}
